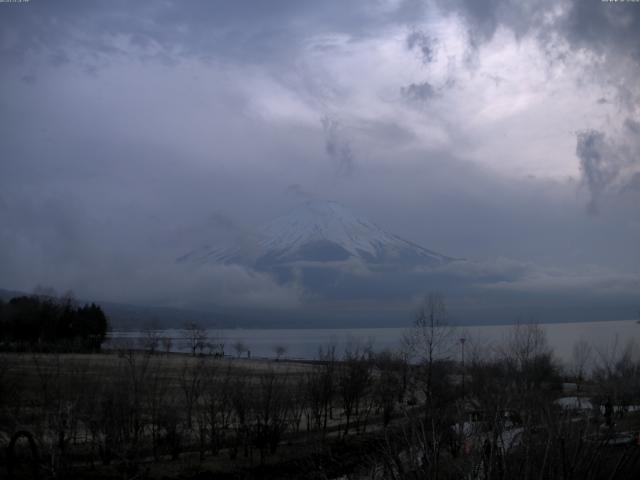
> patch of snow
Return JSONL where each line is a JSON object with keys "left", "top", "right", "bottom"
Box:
{"left": 555, "top": 396, "right": 594, "bottom": 410}
{"left": 497, "top": 427, "right": 523, "bottom": 450}
{"left": 183, "top": 200, "right": 451, "bottom": 267}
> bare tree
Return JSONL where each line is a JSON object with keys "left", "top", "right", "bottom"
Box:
{"left": 179, "top": 358, "right": 204, "bottom": 430}
{"left": 204, "top": 328, "right": 225, "bottom": 357}
{"left": 372, "top": 351, "right": 404, "bottom": 427}
{"left": 140, "top": 321, "right": 161, "bottom": 354}
{"left": 233, "top": 340, "right": 247, "bottom": 358}
{"left": 229, "top": 370, "right": 251, "bottom": 459}
{"left": 404, "top": 293, "right": 455, "bottom": 405}
{"left": 338, "top": 344, "right": 372, "bottom": 436}
{"left": 592, "top": 337, "right": 640, "bottom": 419}
{"left": 570, "top": 338, "right": 592, "bottom": 393}
{"left": 0, "top": 354, "right": 23, "bottom": 431}
{"left": 86, "top": 350, "right": 152, "bottom": 470}
{"left": 183, "top": 321, "right": 208, "bottom": 356}
{"left": 199, "top": 360, "right": 229, "bottom": 456}
{"left": 32, "top": 353, "right": 87, "bottom": 475}
{"left": 142, "top": 356, "right": 171, "bottom": 460}
{"left": 388, "top": 294, "right": 460, "bottom": 478}
{"left": 251, "top": 368, "right": 293, "bottom": 462}
{"left": 161, "top": 335, "right": 173, "bottom": 355}
{"left": 288, "top": 375, "right": 307, "bottom": 434}
{"left": 273, "top": 344, "right": 287, "bottom": 360}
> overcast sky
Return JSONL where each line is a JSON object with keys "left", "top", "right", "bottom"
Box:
{"left": 1, "top": 0, "right": 639, "bottom": 315}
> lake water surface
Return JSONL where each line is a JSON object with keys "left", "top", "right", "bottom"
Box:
{"left": 108, "top": 319, "right": 640, "bottom": 365}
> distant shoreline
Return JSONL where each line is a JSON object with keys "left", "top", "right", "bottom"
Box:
{"left": 107, "top": 317, "right": 640, "bottom": 333}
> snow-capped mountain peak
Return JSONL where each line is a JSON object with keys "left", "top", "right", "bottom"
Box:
{"left": 260, "top": 200, "right": 397, "bottom": 257}
{"left": 180, "top": 200, "right": 452, "bottom": 269}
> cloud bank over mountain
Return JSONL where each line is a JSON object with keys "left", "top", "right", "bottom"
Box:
{"left": 0, "top": 1, "right": 638, "bottom": 324}
{"left": 171, "top": 199, "right": 638, "bottom": 325}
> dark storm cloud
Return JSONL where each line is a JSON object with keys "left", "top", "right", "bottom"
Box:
{"left": 435, "top": 0, "right": 640, "bottom": 52}
{"left": 401, "top": 81, "right": 436, "bottom": 103}
{"left": 559, "top": 2, "right": 640, "bottom": 120}
{"left": 0, "top": 0, "right": 425, "bottom": 71}
{"left": 0, "top": 0, "right": 638, "bottom": 318}
{"left": 355, "top": 120, "right": 416, "bottom": 148}
{"left": 402, "top": 31, "right": 438, "bottom": 103}
{"left": 433, "top": 0, "right": 550, "bottom": 45}
{"left": 576, "top": 124, "right": 640, "bottom": 214}
{"left": 624, "top": 173, "right": 640, "bottom": 193}
{"left": 433, "top": 0, "right": 640, "bottom": 214}
{"left": 321, "top": 116, "right": 355, "bottom": 177}
{"left": 625, "top": 118, "right": 640, "bottom": 135}
{"left": 406, "top": 30, "right": 436, "bottom": 63}
{"left": 563, "top": 0, "right": 640, "bottom": 60}
{"left": 431, "top": 0, "right": 640, "bottom": 80}
{"left": 284, "top": 184, "right": 316, "bottom": 201}
{"left": 576, "top": 130, "right": 617, "bottom": 214}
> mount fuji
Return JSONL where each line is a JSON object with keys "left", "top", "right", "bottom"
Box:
{"left": 174, "top": 201, "right": 633, "bottom": 327}
{"left": 179, "top": 200, "right": 453, "bottom": 274}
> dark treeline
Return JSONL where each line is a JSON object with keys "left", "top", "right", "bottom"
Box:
{"left": 0, "top": 294, "right": 109, "bottom": 352}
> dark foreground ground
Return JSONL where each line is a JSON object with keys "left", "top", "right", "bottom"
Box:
{"left": 3, "top": 334, "right": 640, "bottom": 479}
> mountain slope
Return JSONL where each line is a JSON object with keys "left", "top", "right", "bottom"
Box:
{"left": 180, "top": 200, "right": 453, "bottom": 270}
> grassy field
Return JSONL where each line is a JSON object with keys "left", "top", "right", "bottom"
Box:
{"left": 3, "top": 337, "right": 640, "bottom": 480}
{"left": 0, "top": 350, "right": 385, "bottom": 479}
